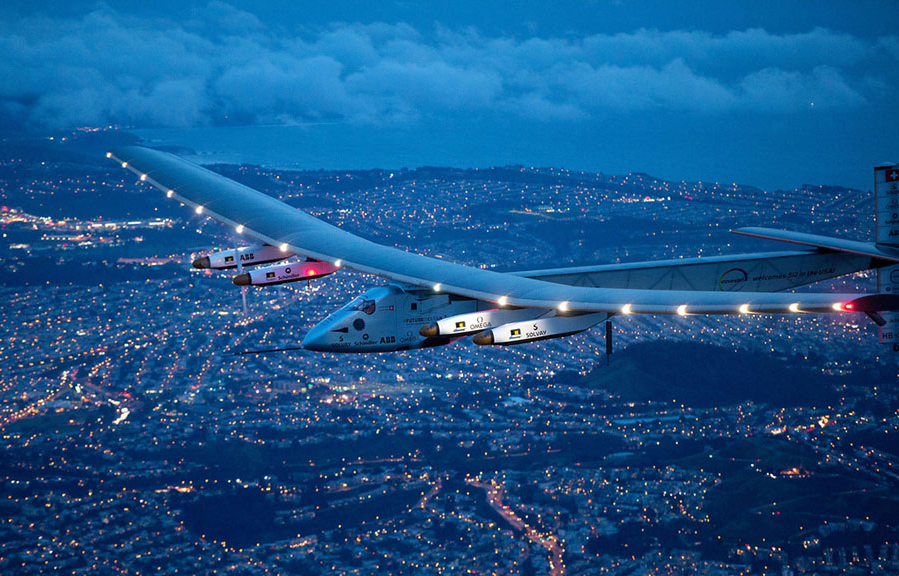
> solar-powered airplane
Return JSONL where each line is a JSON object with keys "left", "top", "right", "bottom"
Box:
{"left": 109, "top": 147, "right": 899, "bottom": 355}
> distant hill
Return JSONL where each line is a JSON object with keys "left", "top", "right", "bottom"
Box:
{"left": 578, "top": 341, "right": 855, "bottom": 408}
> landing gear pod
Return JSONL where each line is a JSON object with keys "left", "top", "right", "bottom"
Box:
{"left": 473, "top": 312, "right": 608, "bottom": 345}
{"left": 419, "top": 307, "right": 544, "bottom": 337}
{"left": 192, "top": 244, "right": 293, "bottom": 270}
{"left": 233, "top": 260, "right": 340, "bottom": 286}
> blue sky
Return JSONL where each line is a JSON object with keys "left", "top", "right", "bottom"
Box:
{"left": 1, "top": 1, "right": 897, "bottom": 190}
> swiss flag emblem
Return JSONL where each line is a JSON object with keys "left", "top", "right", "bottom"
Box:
{"left": 887, "top": 168, "right": 899, "bottom": 182}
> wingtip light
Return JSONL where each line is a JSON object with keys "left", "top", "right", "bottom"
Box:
{"left": 235, "top": 224, "right": 244, "bottom": 234}
{"left": 105, "top": 151, "right": 113, "bottom": 158}
{"left": 279, "top": 242, "right": 289, "bottom": 252}
{"left": 558, "top": 301, "right": 569, "bottom": 312}
{"left": 789, "top": 303, "right": 800, "bottom": 313}
{"left": 677, "top": 304, "right": 688, "bottom": 316}
{"left": 195, "top": 205, "right": 204, "bottom": 214}
{"left": 498, "top": 296, "right": 509, "bottom": 307}
{"left": 621, "top": 304, "right": 632, "bottom": 315}
{"left": 832, "top": 302, "right": 844, "bottom": 311}
{"left": 166, "top": 189, "right": 174, "bottom": 198}
{"left": 739, "top": 304, "right": 750, "bottom": 314}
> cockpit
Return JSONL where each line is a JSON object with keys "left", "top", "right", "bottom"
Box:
{"left": 344, "top": 297, "right": 377, "bottom": 316}
{"left": 302, "top": 286, "right": 399, "bottom": 352}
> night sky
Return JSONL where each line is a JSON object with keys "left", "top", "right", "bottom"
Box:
{"left": 2, "top": 0, "right": 897, "bottom": 190}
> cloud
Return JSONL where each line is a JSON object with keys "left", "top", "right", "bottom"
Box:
{"left": 552, "top": 59, "right": 737, "bottom": 112}
{"left": 580, "top": 27, "right": 870, "bottom": 76}
{"left": 739, "top": 66, "right": 867, "bottom": 112}
{"left": 214, "top": 55, "right": 352, "bottom": 123}
{"left": 0, "top": 4, "right": 895, "bottom": 130}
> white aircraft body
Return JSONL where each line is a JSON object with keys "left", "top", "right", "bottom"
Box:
{"left": 108, "top": 147, "right": 899, "bottom": 354}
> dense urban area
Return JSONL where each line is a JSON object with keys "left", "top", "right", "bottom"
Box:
{"left": 1, "top": 130, "right": 898, "bottom": 575}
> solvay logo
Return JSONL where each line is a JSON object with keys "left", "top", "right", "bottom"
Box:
{"left": 718, "top": 268, "right": 748, "bottom": 291}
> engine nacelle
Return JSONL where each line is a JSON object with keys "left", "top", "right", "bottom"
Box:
{"left": 233, "top": 260, "right": 339, "bottom": 286}
{"left": 419, "top": 307, "right": 544, "bottom": 337}
{"left": 192, "top": 244, "right": 293, "bottom": 270}
{"left": 472, "top": 312, "right": 608, "bottom": 345}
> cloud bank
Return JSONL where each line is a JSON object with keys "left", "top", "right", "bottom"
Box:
{"left": 0, "top": 3, "right": 896, "bottom": 130}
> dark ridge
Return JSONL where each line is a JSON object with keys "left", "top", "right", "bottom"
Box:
{"left": 578, "top": 341, "right": 859, "bottom": 408}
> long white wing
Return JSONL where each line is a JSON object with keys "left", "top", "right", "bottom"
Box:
{"left": 108, "top": 146, "right": 898, "bottom": 315}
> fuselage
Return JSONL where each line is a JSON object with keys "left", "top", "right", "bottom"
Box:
{"left": 302, "top": 285, "right": 492, "bottom": 352}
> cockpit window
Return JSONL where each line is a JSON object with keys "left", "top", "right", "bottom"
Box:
{"left": 346, "top": 298, "right": 376, "bottom": 315}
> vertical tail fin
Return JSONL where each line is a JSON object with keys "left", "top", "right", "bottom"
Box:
{"left": 875, "top": 163, "right": 899, "bottom": 247}
{"left": 875, "top": 164, "right": 899, "bottom": 350}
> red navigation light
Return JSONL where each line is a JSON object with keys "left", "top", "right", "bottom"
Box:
{"left": 306, "top": 268, "right": 317, "bottom": 276}
{"left": 844, "top": 302, "right": 854, "bottom": 310}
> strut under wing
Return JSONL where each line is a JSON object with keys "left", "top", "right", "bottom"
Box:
{"left": 108, "top": 146, "right": 899, "bottom": 315}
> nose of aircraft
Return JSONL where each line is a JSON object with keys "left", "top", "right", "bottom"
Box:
{"left": 301, "top": 322, "right": 330, "bottom": 351}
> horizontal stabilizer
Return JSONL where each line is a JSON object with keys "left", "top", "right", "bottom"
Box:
{"left": 733, "top": 227, "right": 899, "bottom": 264}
